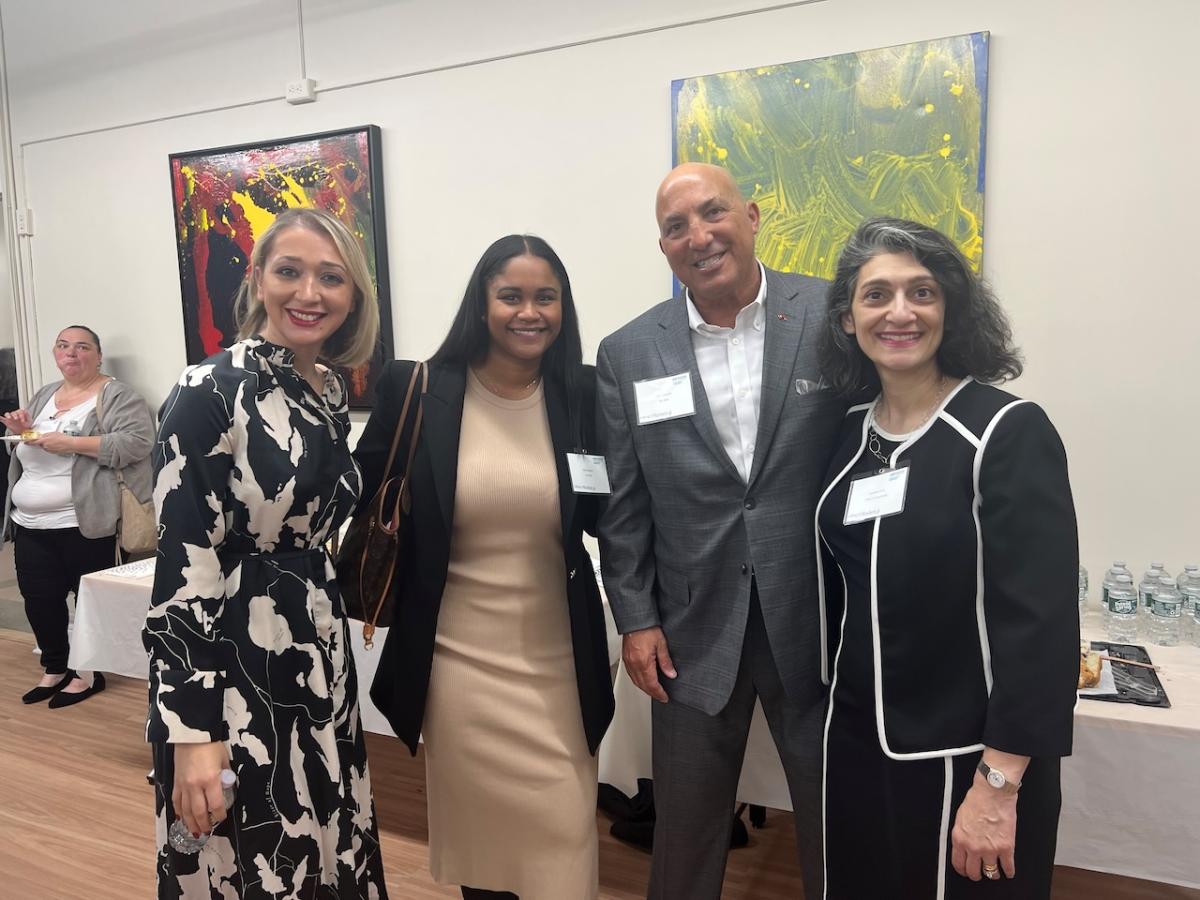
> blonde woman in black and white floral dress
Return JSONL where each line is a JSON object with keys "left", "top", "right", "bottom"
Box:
{"left": 144, "top": 208, "right": 389, "bottom": 899}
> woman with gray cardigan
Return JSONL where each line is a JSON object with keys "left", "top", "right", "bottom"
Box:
{"left": 1, "top": 325, "right": 153, "bottom": 707}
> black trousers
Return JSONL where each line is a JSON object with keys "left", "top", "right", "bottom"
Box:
{"left": 13, "top": 522, "right": 116, "bottom": 674}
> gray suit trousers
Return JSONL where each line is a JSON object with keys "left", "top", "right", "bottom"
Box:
{"left": 649, "top": 588, "right": 825, "bottom": 900}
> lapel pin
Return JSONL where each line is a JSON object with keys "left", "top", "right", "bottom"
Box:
{"left": 777, "top": 313, "right": 789, "bottom": 321}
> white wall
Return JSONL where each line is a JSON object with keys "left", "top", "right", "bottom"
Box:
{"left": 1, "top": 0, "right": 1196, "bottom": 572}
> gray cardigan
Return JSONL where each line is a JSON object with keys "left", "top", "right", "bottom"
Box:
{"left": 3, "top": 378, "right": 154, "bottom": 540}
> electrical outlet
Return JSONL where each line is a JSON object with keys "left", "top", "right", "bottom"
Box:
{"left": 285, "top": 78, "right": 317, "bottom": 105}
{"left": 15, "top": 208, "right": 33, "bottom": 236}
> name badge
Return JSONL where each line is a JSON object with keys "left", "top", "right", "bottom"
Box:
{"left": 843, "top": 463, "right": 910, "bottom": 525}
{"left": 634, "top": 372, "right": 695, "bottom": 425}
{"left": 566, "top": 453, "right": 611, "bottom": 495}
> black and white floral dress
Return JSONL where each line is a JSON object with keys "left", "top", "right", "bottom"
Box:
{"left": 144, "top": 338, "right": 388, "bottom": 899}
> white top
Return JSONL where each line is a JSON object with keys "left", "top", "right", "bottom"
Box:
{"left": 685, "top": 261, "right": 768, "bottom": 482}
{"left": 10, "top": 393, "right": 97, "bottom": 529}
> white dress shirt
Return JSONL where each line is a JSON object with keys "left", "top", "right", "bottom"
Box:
{"left": 685, "top": 262, "right": 767, "bottom": 483}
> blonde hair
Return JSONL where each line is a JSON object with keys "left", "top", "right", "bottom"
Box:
{"left": 234, "top": 207, "right": 380, "bottom": 368}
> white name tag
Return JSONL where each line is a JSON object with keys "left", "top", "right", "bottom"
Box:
{"left": 634, "top": 372, "right": 695, "bottom": 425}
{"left": 843, "top": 464, "right": 910, "bottom": 525}
{"left": 566, "top": 453, "right": 611, "bottom": 495}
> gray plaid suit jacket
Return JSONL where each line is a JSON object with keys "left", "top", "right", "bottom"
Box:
{"left": 596, "top": 266, "right": 845, "bottom": 715}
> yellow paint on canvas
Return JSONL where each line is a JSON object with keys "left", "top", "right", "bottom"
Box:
{"left": 673, "top": 33, "right": 987, "bottom": 275}
{"left": 229, "top": 191, "right": 276, "bottom": 242}
{"left": 225, "top": 170, "right": 317, "bottom": 241}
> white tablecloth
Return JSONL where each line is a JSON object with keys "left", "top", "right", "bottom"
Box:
{"left": 68, "top": 559, "right": 396, "bottom": 736}
{"left": 69, "top": 559, "right": 159, "bottom": 679}
{"left": 598, "top": 610, "right": 1200, "bottom": 889}
{"left": 1056, "top": 616, "right": 1200, "bottom": 888}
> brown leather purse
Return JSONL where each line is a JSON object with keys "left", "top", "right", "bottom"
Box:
{"left": 336, "top": 362, "right": 427, "bottom": 648}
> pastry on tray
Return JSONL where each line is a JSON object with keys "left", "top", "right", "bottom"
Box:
{"left": 1078, "top": 645, "right": 1102, "bottom": 689}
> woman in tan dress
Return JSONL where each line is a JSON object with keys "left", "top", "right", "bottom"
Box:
{"left": 358, "top": 235, "right": 615, "bottom": 899}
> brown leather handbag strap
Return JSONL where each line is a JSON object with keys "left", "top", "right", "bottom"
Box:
{"left": 376, "top": 363, "right": 424, "bottom": 490}
{"left": 376, "top": 361, "right": 428, "bottom": 529}
{"left": 360, "top": 361, "right": 428, "bottom": 645}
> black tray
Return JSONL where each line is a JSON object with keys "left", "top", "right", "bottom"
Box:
{"left": 1081, "top": 641, "right": 1171, "bottom": 708}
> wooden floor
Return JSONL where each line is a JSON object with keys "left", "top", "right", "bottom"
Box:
{"left": 0, "top": 626, "right": 1194, "bottom": 899}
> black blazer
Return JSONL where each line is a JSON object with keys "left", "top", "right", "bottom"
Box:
{"left": 356, "top": 359, "right": 615, "bottom": 755}
{"left": 816, "top": 379, "right": 1079, "bottom": 758}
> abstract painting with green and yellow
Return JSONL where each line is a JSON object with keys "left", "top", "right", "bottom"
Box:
{"left": 672, "top": 32, "right": 988, "bottom": 277}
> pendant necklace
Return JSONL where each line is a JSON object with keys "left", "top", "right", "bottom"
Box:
{"left": 867, "top": 376, "right": 949, "bottom": 471}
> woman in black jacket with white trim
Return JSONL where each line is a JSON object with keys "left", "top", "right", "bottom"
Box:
{"left": 814, "top": 218, "right": 1079, "bottom": 898}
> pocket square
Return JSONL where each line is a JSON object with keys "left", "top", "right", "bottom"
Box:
{"left": 795, "top": 378, "right": 826, "bottom": 395}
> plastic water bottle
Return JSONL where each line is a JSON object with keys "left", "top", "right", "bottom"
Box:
{"left": 1147, "top": 576, "right": 1183, "bottom": 646}
{"left": 1176, "top": 565, "right": 1200, "bottom": 641}
{"left": 1191, "top": 584, "right": 1200, "bottom": 649}
{"left": 1101, "top": 561, "right": 1132, "bottom": 628}
{"left": 1106, "top": 574, "right": 1139, "bottom": 643}
{"left": 1138, "top": 562, "right": 1168, "bottom": 624}
{"left": 168, "top": 768, "right": 236, "bottom": 853}
{"left": 1102, "top": 561, "right": 1132, "bottom": 607}
{"left": 1078, "top": 565, "right": 1089, "bottom": 619}
{"left": 1179, "top": 564, "right": 1200, "bottom": 589}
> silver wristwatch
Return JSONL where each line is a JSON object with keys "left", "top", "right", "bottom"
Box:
{"left": 977, "top": 760, "right": 1021, "bottom": 795}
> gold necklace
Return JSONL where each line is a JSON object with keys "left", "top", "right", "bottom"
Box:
{"left": 473, "top": 367, "right": 541, "bottom": 399}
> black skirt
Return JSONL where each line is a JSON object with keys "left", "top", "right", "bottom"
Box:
{"left": 821, "top": 431, "right": 1063, "bottom": 899}
{"left": 824, "top": 707, "right": 1062, "bottom": 899}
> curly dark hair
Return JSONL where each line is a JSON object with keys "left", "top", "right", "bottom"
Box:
{"left": 817, "top": 217, "right": 1022, "bottom": 397}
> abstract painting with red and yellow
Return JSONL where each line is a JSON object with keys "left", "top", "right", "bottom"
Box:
{"left": 169, "top": 125, "right": 392, "bottom": 408}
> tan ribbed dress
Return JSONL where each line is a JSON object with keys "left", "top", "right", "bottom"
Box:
{"left": 422, "top": 371, "right": 599, "bottom": 899}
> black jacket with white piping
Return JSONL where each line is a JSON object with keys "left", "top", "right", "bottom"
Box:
{"left": 816, "top": 377, "right": 1079, "bottom": 759}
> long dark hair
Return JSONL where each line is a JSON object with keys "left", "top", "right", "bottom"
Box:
{"left": 431, "top": 234, "right": 583, "bottom": 427}
{"left": 818, "top": 217, "right": 1023, "bottom": 397}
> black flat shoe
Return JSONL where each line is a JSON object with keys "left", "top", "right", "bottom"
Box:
{"left": 21, "top": 670, "right": 75, "bottom": 705}
{"left": 48, "top": 673, "right": 105, "bottom": 709}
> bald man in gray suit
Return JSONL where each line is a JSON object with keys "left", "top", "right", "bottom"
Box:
{"left": 596, "top": 163, "right": 844, "bottom": 899}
